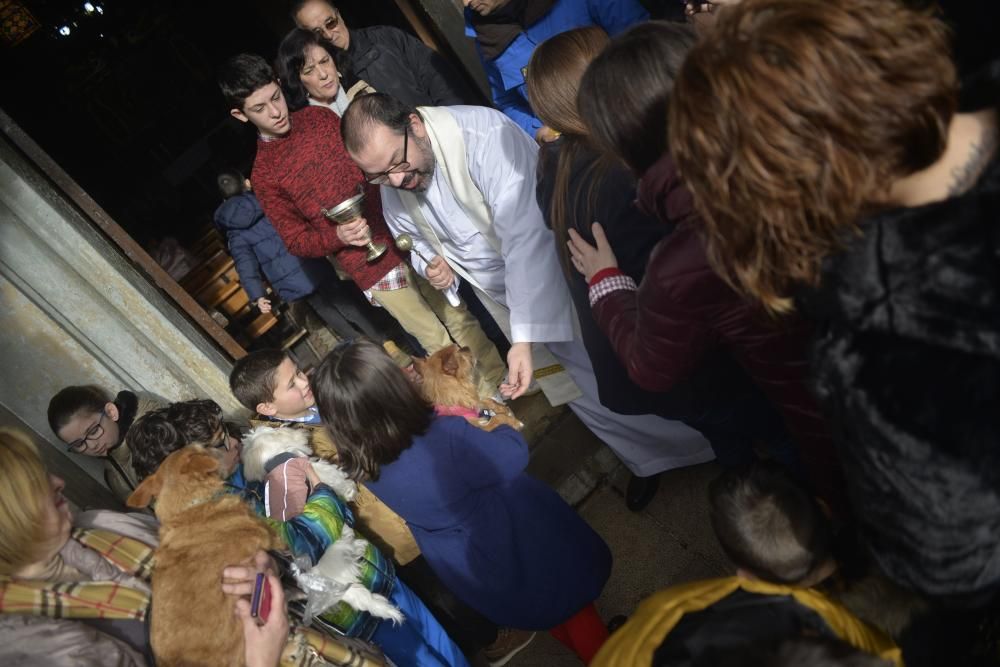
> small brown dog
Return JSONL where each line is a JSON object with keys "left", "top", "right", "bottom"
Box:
{"left": 127, "top": 446, "right": 283, "bottom": 667}
{"left": 413, "top": 345, "right": 523, "bottom": 431}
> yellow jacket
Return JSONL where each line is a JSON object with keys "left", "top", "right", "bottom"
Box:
{"left": 593, "top": 576, "right": 902, "bottom": 666}
{"left": 249, "top": 417, "right": 421, "bottom": 565}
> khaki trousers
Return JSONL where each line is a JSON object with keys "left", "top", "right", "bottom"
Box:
{"left": 371, "top": 264, "right": 507, "bottom": 396}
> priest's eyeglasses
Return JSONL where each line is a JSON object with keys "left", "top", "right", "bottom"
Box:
{"left": 364, "top": 130, "right": 410, "bottom": 185}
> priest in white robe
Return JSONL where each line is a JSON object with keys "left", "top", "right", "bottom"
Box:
{"left": 341, "top": 93, "right": 713, "bottom": 477}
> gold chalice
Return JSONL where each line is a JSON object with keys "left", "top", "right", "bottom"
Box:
{"left": 321, "top": 191, "right": 387, "bottom": 262}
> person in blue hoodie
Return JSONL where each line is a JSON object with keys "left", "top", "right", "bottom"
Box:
{"left": 463, "top": 0, "right": 647, "bottom": 141}
{"left": 213, "top": 169, "right": 417, "bottom": 351}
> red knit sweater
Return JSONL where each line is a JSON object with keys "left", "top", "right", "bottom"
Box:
{"left": 251, "top": 106, "right": 405, "bottom": 290}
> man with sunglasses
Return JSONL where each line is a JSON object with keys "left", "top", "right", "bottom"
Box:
{"left": 47, "top": 385, "right": 166, "bottom": 503}
{"left": 218, "top": 54, "right": 506, "bottom": 398}
{"left": 291, "top": 0, "right": 476, "bottom": 108}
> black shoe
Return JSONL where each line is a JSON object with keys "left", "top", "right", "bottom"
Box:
{"left": 607, "top": 614, "right": 628, "bottom": 634}
{"left": 626, "top": 473, "right": 660, "bottom": 512}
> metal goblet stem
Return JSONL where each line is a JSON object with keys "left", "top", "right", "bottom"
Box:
{"left": 321, "top": 192, "right": 388, "bottom": 262}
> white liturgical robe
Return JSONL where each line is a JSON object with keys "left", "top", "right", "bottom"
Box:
{"left": 378, "top": 105, "right": 713, "bottom": 476}
{"left": 379, "top": 105, "right": 574, "bottom": 346}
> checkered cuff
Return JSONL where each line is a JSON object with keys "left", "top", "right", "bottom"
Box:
{"left": 588, "top": 273, "right": 637, "bottom": 307}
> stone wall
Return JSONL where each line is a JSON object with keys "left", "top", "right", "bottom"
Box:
{"left": 0, "top": 135, "right": 243, "bottom": 509}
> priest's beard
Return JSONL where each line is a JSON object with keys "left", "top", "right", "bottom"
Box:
{"left": 400, "top": 134, "right": 437, "bottom": 193}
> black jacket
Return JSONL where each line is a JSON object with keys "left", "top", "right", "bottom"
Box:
{"left": 535, "top": 139, "right": 792, "bottom": 464}
{"left": 799, "top": 62, "right": 1000, "bottom": 601}
{"left": 536, "top": 138, "right": 673, "bottom": 416}
{"left": 346, "top": 26, "right": 475, "bottom": 107}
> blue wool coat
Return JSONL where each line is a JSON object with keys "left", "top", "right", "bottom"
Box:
{"left": 213, "top": 192, "right": 335, "bottom": 302}
{"left": 366, "top": 416, "right": 612, "bottom": 629}
{"left": 465, "top": 0, "right": 648, "bottom": 135}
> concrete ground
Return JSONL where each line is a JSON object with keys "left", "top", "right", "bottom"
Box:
{"left": 502, "top": 394, "right": 733, "bottom": 666}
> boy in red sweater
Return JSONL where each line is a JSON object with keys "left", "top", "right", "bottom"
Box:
{"left": 217, "top": 54, "right": 505, "bottom": 397}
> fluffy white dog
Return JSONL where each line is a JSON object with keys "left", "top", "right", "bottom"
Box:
{"left": 241, "top": 426, "right": 402, "bottom": 623}
{"left": 241, "top": 425, "right": 357, "bottom": 512}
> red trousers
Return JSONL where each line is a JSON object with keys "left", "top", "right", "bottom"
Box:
{"left": 549, "top": 602, "right": 609, "bottom": 664}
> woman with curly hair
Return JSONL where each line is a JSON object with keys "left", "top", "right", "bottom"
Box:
{"left": 563, "top": 22, "right": 839, "bottom": 509}
{"left": 667, "top": 0, "right": 1000, "bottom": 602}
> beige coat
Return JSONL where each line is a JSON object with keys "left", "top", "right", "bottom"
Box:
{"left": 106, "top": 393, "right": 166, "bottom": 504}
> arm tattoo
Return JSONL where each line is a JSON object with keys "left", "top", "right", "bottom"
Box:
{"left": 948, "top": 122, "right": 998, "bottom": 195}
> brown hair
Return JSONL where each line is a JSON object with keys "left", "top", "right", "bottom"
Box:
{"left": 47, "top": 385, "right": 112, "bottom": 436}
{"left": 0, "top": 429, "right": 50, "bottom": 574}
{"left": 709, "top": 462, "right": 832, "bottom": 586}
{"left": 668, "top": 0, "right": 956, "bottom": 313}
{"left": 129, "top": 399, "right": 225, "bottom": 480}
{"left": 526, "top": 26, "right": 610, "bottom": 274}
{"left": 312, "top": 339, "right": 432, "bottom": 481}
{"left": 577, "top": 21, "right": 697, "bottom": 175}
{"left": 229, "top": 349, "right": 289, "bottom": 412}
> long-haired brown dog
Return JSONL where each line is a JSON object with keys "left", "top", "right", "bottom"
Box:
{"left": 127, "top": 446, "right": 283, "bottom": 667}
{"left": 413, "top": 345, "right": 523, "bottom": 431}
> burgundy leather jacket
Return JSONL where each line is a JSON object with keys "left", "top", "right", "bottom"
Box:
{"left": 590, "top": 153, "right": 841, "bottom": 504}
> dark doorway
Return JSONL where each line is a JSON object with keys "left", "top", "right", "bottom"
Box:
{"left": 0, "top": 0, "right": 416, "bottom": 250}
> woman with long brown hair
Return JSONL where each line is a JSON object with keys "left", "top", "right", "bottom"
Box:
{"left": 529, "top": 25, "right": 715, "bottom": 509}
{"left": 667, "top": 0, "right": 1000, "bottom": 602}
{"left": 548, "top": 23, "right": 836, "bottom": 508}
{"left": 312, "top": 338, "right": 614, "bottom": 663}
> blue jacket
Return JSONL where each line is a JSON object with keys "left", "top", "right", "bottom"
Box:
{"left": 367, "top": 416, "right": 612, "bottom": 629}
{"left": 213, "top": 192, "right": 335, "bottom": 302}
{"left": 465, "top": 0, "right": 648, "bottom": 136}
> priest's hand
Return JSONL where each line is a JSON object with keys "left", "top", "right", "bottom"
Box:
{"left": 426, "top": 255, "right": 456, "bottom": 290}
{"left": 567, "top": 223, "right": 618, "bottom": 282}
{"left": 501, "top": 342, "right": 533, "bottom": 400}
{"left": 336, "top": 217, "right": 371, "bottom": 247}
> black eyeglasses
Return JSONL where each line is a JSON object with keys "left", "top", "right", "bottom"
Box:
{"left": 211, "top": 425, "right": 235, "bottom": 452}
{"left": 67, "top": 411, "right": 108, "bottom": 453}
{"left": 364, "top": 129, "right": 411, "bottom": 185}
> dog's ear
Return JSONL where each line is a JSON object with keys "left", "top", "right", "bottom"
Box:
{"left": 181, "top": 449, "right": 220, "bottom": 476}
{"left": 127, "top": 470, "right": 163, "bottom": 508}
{"left": 410, "top": 357, "right": 426, "bottom": 381}
{"left": 441, "top": 346, "right": 459, "bottom": 376}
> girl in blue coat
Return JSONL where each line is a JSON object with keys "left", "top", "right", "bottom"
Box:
{"left": 312, "top": 338, "right": 614, "bottom": 663}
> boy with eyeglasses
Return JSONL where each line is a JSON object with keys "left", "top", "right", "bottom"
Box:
{"left": 217, "top": 53, "right": 506, "bottom": 398}
{"left": 128, "top": 399, "right": 243, "bottom": 483}
{"left": 47, "top": 385, "right": 166, "bottom": 503}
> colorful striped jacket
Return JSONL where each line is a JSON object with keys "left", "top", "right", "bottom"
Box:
{"left": 229, "top": 468, "right": 395, "bottom": 639}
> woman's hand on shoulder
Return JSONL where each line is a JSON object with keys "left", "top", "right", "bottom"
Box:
{"left": 567, "top": 223, "right": 618, "bottom": 282}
